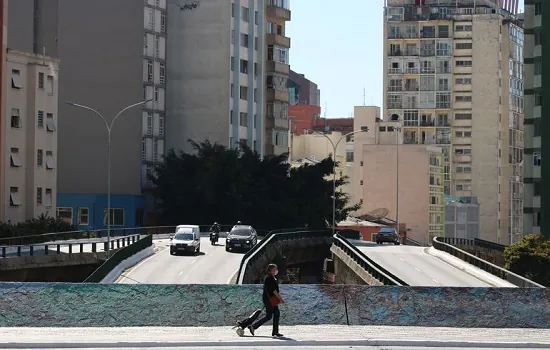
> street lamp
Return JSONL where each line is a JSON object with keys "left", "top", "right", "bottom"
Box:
{"left": 311, "top": 126, "right": 369, "bottom": 235}
{"left": 66, "top": 100, "right": 151, "bottom": 258}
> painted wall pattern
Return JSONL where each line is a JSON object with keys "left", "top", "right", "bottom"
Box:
{"left": 0, "top": 283, "right": 548, "bottom": 328}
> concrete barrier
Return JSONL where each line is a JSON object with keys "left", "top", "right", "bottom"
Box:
{"left": 0, "top": 283, "right": 548, "bottom": 328}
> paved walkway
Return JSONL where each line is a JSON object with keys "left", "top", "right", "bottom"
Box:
{"left": 1, "top": 326, "right": 549, "bottom": 348}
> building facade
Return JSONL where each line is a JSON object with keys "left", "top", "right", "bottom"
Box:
{"left": 0, "top": 0, "right": 6, "bottom": 220}
{"left": 166, "top": 0, "right": 265, "bottom": 155}
{"left": 383, "top": 0, "right": 523, "bottom": 244}
{"left": 288, "top": 70, "right": 320, "bottom": 106}
{"left": 7, "top": 0, "right": 162, "bottom": 228}
{"left": 3, "top": 50, "right": 59, "bottom": 223}
{"left": 524, "top": 0, "right": 546, "bottom": 237}
{"left": 353, "top": 105, "right": 445, "bottom": 244}
{"left": 444, "top": 196, "right": 480, "bottom": 239}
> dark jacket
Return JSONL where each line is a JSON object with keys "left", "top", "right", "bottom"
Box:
{"left": 262, "top": 275, "right": 279, "bottom": 307}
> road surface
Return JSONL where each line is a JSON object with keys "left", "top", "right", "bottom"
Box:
{"left": 1, "top": 326, "right": 548, "bottom": 349}
{"left": 354, "top": 242, "right": 493, "bottom": 287}
{"left": 117, "top": 237, "right": 244, "bottom": 284}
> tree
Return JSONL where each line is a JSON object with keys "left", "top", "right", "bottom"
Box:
{"left": 504, "top": 233, "right": 550, "bottom": 286}
{"left": 151, "top": 140, "right": 358, "bottom": 231}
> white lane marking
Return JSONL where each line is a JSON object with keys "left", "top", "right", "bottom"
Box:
{"left": 116, "top": 243, "right": 169, "bottom": 283}
{"left": 432, "top": 279, "right": 439, "bottom": 284}
{"left": 399, "top": 258, "right": 405, "bottom": 261}
{"left": 227, "top": 268, "right": 239, "bottom": 284}
{"left": 414, "top": 267, "right": 421, "bottom": 272}
{"left": 179, "top": 271, "right": 184, "bottom": 275}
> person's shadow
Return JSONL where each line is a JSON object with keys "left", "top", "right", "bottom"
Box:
{"left": 243, "top": 335, "right": 295, "bottom": 341}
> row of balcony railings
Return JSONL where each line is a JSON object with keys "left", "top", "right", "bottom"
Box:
{"left": 388, "top": 68, "right": 453, "bottom": 74}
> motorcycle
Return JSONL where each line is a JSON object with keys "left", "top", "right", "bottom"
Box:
{"left": 210, "top": 232, "right": 219, "bottom": 245}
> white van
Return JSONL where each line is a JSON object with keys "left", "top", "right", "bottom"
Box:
{"left": 170, "top": 225, "right": 201, "bottom": 255}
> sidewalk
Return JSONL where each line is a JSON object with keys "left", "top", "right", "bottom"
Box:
{"left": 1, "top": 326, "right": 549, "bottom": 348}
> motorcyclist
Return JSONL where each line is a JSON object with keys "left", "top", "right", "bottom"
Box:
{"left": 210, "top": 222, "right": 221, "bottom": 234}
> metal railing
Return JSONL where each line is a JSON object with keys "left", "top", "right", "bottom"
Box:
{"left": 84, "top": 235, "right": 153, "bottom": 282}
{"left": 437, "top": 237, "right": 506, "bottom": 252}
{"left": 432, "top": 237, "right": 545, "bottom": 288}
{"left": 332, "top": 234, "right": 408, "bottom": 286}
{"left": 1, "top": 234, "right": 140, "bottom": 258}
{"left": 235, "top": 228, "right": 332, "bottom": 284}
{"left": 405, "top": 237, "right": 423, "bottom": 246}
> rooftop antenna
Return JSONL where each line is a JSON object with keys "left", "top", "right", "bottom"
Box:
{"left": 362, "top": 86, "right": 366, "bottom": 106}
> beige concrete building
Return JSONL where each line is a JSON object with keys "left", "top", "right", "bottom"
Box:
{"left": 3, "top": 49, "right": 59, "bottom": 222}
{"left": 291, "top": 131, "right": 354, "bottom": 197}
{"left": 353, "top": 105, "right": 445, "bottom": 245}
{"left": 383, "top": 0, "right": 523, "bottom": 244}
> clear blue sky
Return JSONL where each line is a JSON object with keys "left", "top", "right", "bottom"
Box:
{"left": 287, "top": 1, "right": 525, "bottom": 118}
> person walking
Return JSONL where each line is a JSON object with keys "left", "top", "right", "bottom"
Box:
{"left": 249, "top": 263, "right": 284, "bottom": 337}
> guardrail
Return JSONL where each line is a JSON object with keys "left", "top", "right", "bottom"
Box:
{"left": 84, "top": 235, "right": 153, "bottom": 282}
{"left": 235, "top": 227, "right": 331, "bottom": 284}
{"left": 405, "top": 237, "right": 423, "bottom": 246}
{"left": 0, "top": 224, "right": 273, "bottom": 247}
{"left": 432, "top": 237, "right": 545, "bottom": 288}
{"left": 436, "top": 237, "right": 506, "bottom": 252}
{"left": 1, "top": 234, "right": 141, "bottom": 258}
{"left": 332, "top": 234, "right": 408, "bottom": 286}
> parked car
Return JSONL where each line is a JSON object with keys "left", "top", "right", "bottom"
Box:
{"left": 376, "top": 227, "right": 400, "bottom": 245}
{"left": 170, "top": 227, "right": 201, "bottom": 255}
{"left": 226, "top": 225, "right": 258, "bottom": 252}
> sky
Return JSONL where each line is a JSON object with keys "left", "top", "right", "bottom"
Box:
{"left": 287, "top": 0, "right": 525, "bottom": 118}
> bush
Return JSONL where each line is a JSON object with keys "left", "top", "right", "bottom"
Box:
{"left": 504, "top": 233, "right": 550, "bottom": 287}
{"left": 0, "top": 214, "right": 76, "bottom": 244}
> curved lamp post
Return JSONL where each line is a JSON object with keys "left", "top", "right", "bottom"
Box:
{"left": 65, "top": 100, "right": 151, "bottom": 258}
{"left": 310, "top": 126, "right": 369, "bottom": 235}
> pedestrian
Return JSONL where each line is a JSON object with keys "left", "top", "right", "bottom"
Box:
{"left": 249, "top": 263, "right": 284, "bottom": 337}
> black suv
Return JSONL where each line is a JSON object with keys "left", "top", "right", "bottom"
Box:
{"left": 226, "top": 225, "right": 258, "bottom": 252}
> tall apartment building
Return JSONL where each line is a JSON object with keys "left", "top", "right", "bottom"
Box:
{"left": 166, "top": 0, "right": 290, "bottom": 157}
{"left": 353, "top": 105, "right": 445, "bottom": 244}
{"left": 0, "top": 0, "right": 6, "bottom": 218}
{"left": 383, "top": 0, "right": 523, "bottom": 244}
{"left": 8, "top": 0, "right": 167, "bottom": 228}
{"left": 3, "top": 50, "right": 59, "bottom": 222}
{"left": 523, "top": 1, "right": 547, "bottom": 237}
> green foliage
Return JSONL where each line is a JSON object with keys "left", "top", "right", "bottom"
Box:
{"left": 151, "top": 140, "right": 359, "bottom": 230}
{"left": 504, "top": 233, "right": 550, "bottom": 286}
{"left": 0, "top": 214, "right": 76, "bottom": 241}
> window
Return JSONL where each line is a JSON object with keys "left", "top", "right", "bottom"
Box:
{"left": 36, "top": 187, "right": 43, "bottom": 205}
{"left": 11, "top": 108, "right": 21, "bottom": 128}
{"left": 455, "top": 78, "right": 472, "bottom": 84}
{"left": 240, "top": 59, "right": 249, "bottom": 74}
{"left": 456, "top": 42, "right": 472, "bottom": 50}
{"left": 160, "top": 12, "right": 166, "bottom": 33}
{"left": 154, "top": 87, "right": 159, "bottom": 102}
{"left": 438, "top": 25, "right": 449, "bottom": 38}
{"left": 255, "top": 10, "right": 259, "bottom": 24}
{"left": 159, "top": 114, "right": 164, "bottom": 136}
{"left": 346, "top": 151, "right": 354, "bottom": 162}
{"left": 146, "top": 112, "right": 152, "bottom": 134}
{"left": 38, "top": 72, "right": 44, "bottom": 89}
{"left": 241, "top": 6, "right": 249, "bottom": 22}
{"left": 456, "top": 60, "right": 472, "bottom": 67}
{"left": 160, "top": 63, "right": 165, "bottom": 84}
{"left": 240, "top": 86, "right": 248, "bottom": 100}
{"left": 455, "top": 131, "right": 472, "bottom": 137}
{"left": 10, "top": 148, "right": 22, "bottom": 167}
{"left": 57, "top": 208, "right": 73, "bottom": 224}
{"left": 11, "top": 69, "right": 22, "bottom": 89}
{"left": 455, "top": 95, "right": 472, "bottom": 102}
{"left": 254, "top": 37, "right": 258, "bottom": 51}
{"left": 46, "top": 151, "right": 54, "bottom": 169}
{"left": 436, "top": 92, "right": 451, "bottom": 108}
{"left": 535, "top": 61, "right": 542, "bottom": 75}
{"left": 46, "top": 113, "right": 56, "bottom": 131}
{"left": 455, "top": 25, "right": 472, "bottom": 32}
{"left": 535, "top": 3, "right": 542, "bottom": 16}
{"left": 37, "top": 111, "right": 44, "bottom": 128}
{"left": 534, "top": 152, "right": 541, "bottom": 167}
{"left": 455, "top": 113, "right": 472, "bottom": 120}
{"left": 254, "top": 88, "right": 258, "bottom": 102}
{"left": 254, "top": 114, "right": 257, "bottom": 128}
{"left": 535, "top": 32, "right": 543, "bottom": 46}
{"left": 45, "top": 189, "right": 52, "bottom": 207}
{"left": 455, "top": 148, "right": 471, "bottom": 155}
{"left": 535, "top": 93, "right": 543, "bottom": 106}
{"left": 230, "top": 110, "right": 234, "bottom": 124}
{"left": 254, "top": 63, "right": 258, "bottom": 77}
{"left": 103, "top": 208, "right": 125, "bottom": 226}
{"left": 155, "top": 36, "right": 160, "bottom": 57}
{"left": 37, "top": 149, "right": 43, "bottom": 166}
{"left": 267, "top": 45, "right": 289, "bottom": 64}
{"left": 240, "top": 112, "right": 248, "bottom": 126}
{"left": 10, "top": 187, "right": 21, "bottom": 207}
{"left": 436, "top": 42, "right": 451, "bottom": 56}
{"left": 241, "top": 33, "right": 249, "bottom": 48}
{"left": 147, "top": 8, "right": 154, "bottom": 29}
{"left": 231, "top": 3, "right": 235, "bottom": 17}
{"left": 231, "top": 83, "right": 234, "bottom": 97}
{"left": 379, "top": 126, "right": 386, "bottom": 132}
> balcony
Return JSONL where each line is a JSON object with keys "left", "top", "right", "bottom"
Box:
{"left": 266, "top": 88, "right": 289, "bottom": 102}
{"left": 389, "top": 50, "right": 402, "bottom": 57}
{"left": 267, "top": 2, "right": 291, "bottom": 21}
{"left": 266, "top": 60, "right": 290, "bottom": 75}
{"left": 266, "top": 34, "right": 291, "bottom": 48}
{"left": 420, "top": 121, "right": 435, "bottom": 127}
{"left": 266, "top": 115, "right": 289, "bottom": 130}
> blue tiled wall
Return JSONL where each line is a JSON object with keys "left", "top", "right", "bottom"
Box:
{"left": 56, "top": 194, "right": 146, "bottom": 229}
